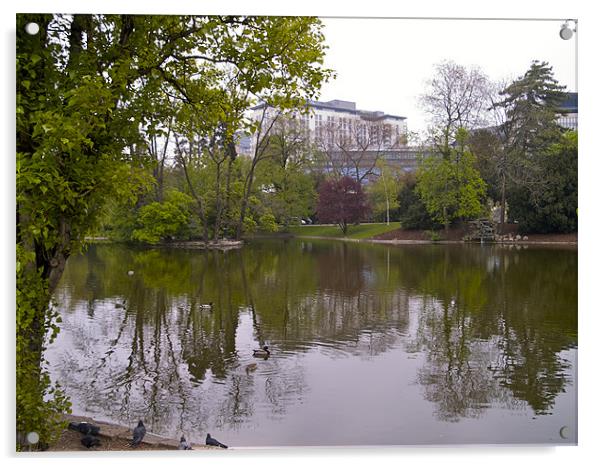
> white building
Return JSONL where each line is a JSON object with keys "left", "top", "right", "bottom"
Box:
{"left": 248, "top": 99, "right": 408, "bottom": 152}
{"left": 243, "top": 100, "right": 422, "bottom": 177}
{"left": 557, "top": 92, "right": 578, "bottom": 130}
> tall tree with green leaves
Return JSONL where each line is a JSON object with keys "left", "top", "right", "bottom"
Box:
{"left": 507, "top": 131, "right": 577, "bottom": 233}
{"left": 491, "top": 61, "right": 573, "bottom": 232}
{"left": 497, "top": 61, "right": 566, "bottom": 157}
{"left": 416, "top": 129, "right": 486, "bottom": 231}
{"left": 253, "top": 114, "right": 316, "bottom": 228}
{"left": 16, "top": 14, "right": 331, "bottom": 447}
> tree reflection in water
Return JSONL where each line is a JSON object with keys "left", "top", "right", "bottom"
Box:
{"left": 409, "top": 245, "right": 577, "bottom": 421}
{"left": 47, "top": 241, "right": 577, "bottom": 444}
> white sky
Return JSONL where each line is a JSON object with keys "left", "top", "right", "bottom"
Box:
{"left": 318, "top": 17, "right": 577, "bottom": 135}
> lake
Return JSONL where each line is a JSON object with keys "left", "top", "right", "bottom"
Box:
{"left": 46, "top": 239, "right": 577, "bottom": 447}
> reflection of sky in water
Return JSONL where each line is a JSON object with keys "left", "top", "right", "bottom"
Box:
{"left": 46, "top": 241, "right": 577, "bottom": 446}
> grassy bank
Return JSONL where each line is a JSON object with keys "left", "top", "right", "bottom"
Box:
{"left": 286, "top": 223, "right": 401, "bottom": 239}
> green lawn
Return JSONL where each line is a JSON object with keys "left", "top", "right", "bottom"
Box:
{"left": 286, "top": 223, "right": 400, "bottom": 239}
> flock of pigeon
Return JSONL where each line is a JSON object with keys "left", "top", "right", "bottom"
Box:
{"left": 68, "top": 345, "right": 271, "bottom": 451}
{"left": 68, "top": 421, "right": 228, "bottom": 450}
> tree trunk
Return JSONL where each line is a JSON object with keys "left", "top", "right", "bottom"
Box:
{"left": 213, "top": 160, "right": 224, "bottom": 241}
{"left": 224, "top": 157, "right": 234, "bottom": 235}
{"left": 386, "top": 197, "right": 390, "bottom": 225}
{"left": 235, "top": 164, "right": 257, "bottom": 240}
{"left": 443, "top": 206, "right": 449, "bottom": 234}
{"left": 500, "top": 171, "right": 507, "bottom": 231}
{"left": 177, "top": 139, "right": 209, "bottom": 243}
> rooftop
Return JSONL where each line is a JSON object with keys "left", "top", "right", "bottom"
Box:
{"left": 252, "top": 99, "right": 406, "bottom": 121}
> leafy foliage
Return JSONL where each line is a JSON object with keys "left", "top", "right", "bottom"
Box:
{"left": 16, "top": 13, "right": 331, "bottom": 448}
{"left": 132, "top": 190, "right": 194, "bottom": 244}
{"left": 366, "top": 161, "right": 401, "bottom": 223}
{"left": 16, "top": 245, "right": 72, "bottom": 450}
{"left": 497, "top": 61, "right": 567, "bottom": 156}
{"left": 490, "top": 61, "right": 576, "bottom": 233}
{"left": 397, "top": 172, "right": 440, "bottom": 230}
{"left": 255, "top": 140, "right": 317, "bottom": 227}
{"left": 416, "top": 130, "right": 486, "bottom": 228}
{"left": 507, "top": 131, "right": 578, "bottom": 233}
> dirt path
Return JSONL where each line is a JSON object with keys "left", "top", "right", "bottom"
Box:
{"left": 45, "top": 414, "right": 215, "bottom": 452}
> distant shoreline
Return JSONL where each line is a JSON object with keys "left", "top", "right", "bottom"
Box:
{"left": 279, "top": 234, "right": 577, "bottom": 247}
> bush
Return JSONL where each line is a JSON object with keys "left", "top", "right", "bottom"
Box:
{"left": 259, "top": 212, "right": 279, "bottom": 232}
{"left": 131, "top": 190, "right": 193, "bottom": 244}
{"left": 243, "top": 216, "right": 258, "bottom": 234}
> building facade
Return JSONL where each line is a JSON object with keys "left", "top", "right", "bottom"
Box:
{"left": 557, "top": 92, "right": 578, "bottom": 130}
{"left": 243, "top": 99, "right": 424, "bottom": 176}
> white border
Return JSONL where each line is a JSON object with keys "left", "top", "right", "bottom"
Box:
{"left": 3, "top": 1, "right": 600, "bottom": 465}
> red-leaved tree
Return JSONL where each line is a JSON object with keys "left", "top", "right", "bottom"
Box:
{"left": 316, "top": 176, "right": 370, "bottom": 234}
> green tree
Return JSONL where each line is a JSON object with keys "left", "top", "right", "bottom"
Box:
{"left": 131, "top": 190, "right": 194, "bottom": 244}
{"left": 492, "top": 61, "right": 569, "bottom": 231}
{"left": 16, "top": 14, "right": 331, "bottom": 447}
{"left": 497, "top": 61, "right": 566, "bottom": 157}
{"left": 507, "top": 131, "right": 577, "bottom": 233}
{"left": 416, "top": 129, "right": 486, "bottom": 230}
{"left": 397, "top": 171, "right": 439, "bottom": 230}
{"left": 367, "top": 160, "right": 401, "bottom": 224}
{"left": 254, "top": 120, "right": 317, "bottom": 228}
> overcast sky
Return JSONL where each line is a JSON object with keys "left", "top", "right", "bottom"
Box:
{"left": 317, "top": 17, "right": 577, "bottom": 135}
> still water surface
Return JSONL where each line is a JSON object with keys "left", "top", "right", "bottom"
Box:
{"left": 46, "top": 240, "right": 577, "bottom": 446}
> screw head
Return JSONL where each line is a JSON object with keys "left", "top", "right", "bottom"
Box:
{"left": 25, "top": 22, "right": 40, "bottom": 35}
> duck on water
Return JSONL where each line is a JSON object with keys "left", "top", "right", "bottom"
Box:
{"left": 253, "top": 345, "right": 270, "bottom": 358}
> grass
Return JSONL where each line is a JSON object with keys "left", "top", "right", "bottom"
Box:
{"left": 286, "top": 222, "right": 400, "bottom": 239}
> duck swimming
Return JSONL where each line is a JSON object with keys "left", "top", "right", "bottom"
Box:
{"left": 253, "top": 345, "right": 270, "bottom": 358}
{"left": 245, "top": 363, "right": 258, "bottom": 373}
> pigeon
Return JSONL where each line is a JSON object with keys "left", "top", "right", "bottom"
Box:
{"left": 130, "top": 420, "right": 146, "bottom": 446}
{"left": 69, "top": 422, "right": 101, "bottom": 436}
{"left": 178, "top": 436, "right": 192, "bottom": 450}
{"left": 81, "top": 434, "right": 101, "bottom": 448}
{"left": 206, "top": 433, "right": 228, "bottom": 449}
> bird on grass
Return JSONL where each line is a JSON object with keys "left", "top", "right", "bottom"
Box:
{"left": 206, "top": 433, "right": 228, "bottom": 449}
{"left": 68, "top": 422, "right": 101, "bottom": 436}
{"left": 179, "top": 436, "right": 192, "bottom": 450}
{"left": 253, "top": 345, "right": 270, "bottom": 358}
{"left": 81, "top": 434, "right": 101, "bottom": 449}
{"left": 199, "top": 302, "right": 213, "bottom": 310}
{"left": 130, "top": 420, "right": 146, "bottom": 447}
